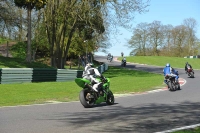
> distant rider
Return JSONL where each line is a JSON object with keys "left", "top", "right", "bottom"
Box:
{"left": 121, "top": 52, "right": 124, "bottom": 57}
{"left": 122, "top": 57, "right": 126, "bottom": 62}
{"left": 82, "top": 63, "right": 106, "bottom": 93}
{"left": 107, "top": 53, "right": 111, "bottom": 60}
{"left": 163, "top": 63, "right": 179, "bottom": 84}
{"left": 185, "top": 62, "right": 193, "bottom": 74}
{"left": 110, "top": 55, "right": 113, "bottom": 61}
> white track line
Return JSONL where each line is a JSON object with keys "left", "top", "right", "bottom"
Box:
{"left": 155, "top": 123, "right": 200, "bottom": 133}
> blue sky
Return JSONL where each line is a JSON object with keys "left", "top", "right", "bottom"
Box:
{"left": 95, "top": 0, "right": 200, "bottom": 56}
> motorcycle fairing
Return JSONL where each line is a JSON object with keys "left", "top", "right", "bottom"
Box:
{"left": 75, "top": 78, "right": 90, "bottom": 88}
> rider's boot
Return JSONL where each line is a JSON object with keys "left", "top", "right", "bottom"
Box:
{"left": 93, "top": 83, "right": 104, "bottom": 97}
{"left": 164, "top": 79, "right": 167, "bottom": 85}
{"left": 93, "top": 83, "right": 100, "bottom": 92}
{"left": 175, "top": 79, "right": 179, "bottom": 84}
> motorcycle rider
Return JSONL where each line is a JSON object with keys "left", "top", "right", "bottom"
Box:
{"left": 121, "top": 57, "right": 126, "bottom": 64}
{"left": 82, "top": 63, "right": 106, "bottom": 94}
{"left": 108, "top": 55, "right": 113, "bottom": 62}
{"left": 163, "top": 63, "right": 179, "bottom": 84}
{"left": 185, "top": 62, "right": 193, "bottom": 74}
{"left": 107, "top": 53, "right": 111, "bottom": 60}
{"left": 121, "top": 52, "right": 124, "bottom": 57}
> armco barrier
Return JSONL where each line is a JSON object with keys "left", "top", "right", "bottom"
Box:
{"left": 0, "top": 63, "right": 108, "bottom": 84}
{"left": 32, "top": 68, "right": 57, "bottom": 82}
{"left": 97, "top": 64, "right": 108, "bottom": 74}
{"left": 56, "top": 69, "right": 79, "bottom": 82}
{"left": 184, "top": 56, "right": 200, "bottom": 58}
{"left": 0, "top": 68, "right": 33, "bottom": 84}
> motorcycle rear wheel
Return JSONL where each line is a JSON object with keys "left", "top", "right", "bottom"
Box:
{"left": 79, "top": 89, "right": 95, "bottom": 108}
{"left": 123, "top": 63, "right": 126, "bottom": 67}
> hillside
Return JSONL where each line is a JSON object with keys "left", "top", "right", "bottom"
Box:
{"left": 0, "top": 42, "right": 16, "bottom": 57}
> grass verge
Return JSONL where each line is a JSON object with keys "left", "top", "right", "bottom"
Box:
{"left": 0, "top": 66, "right": 163, "bottom": 107}
{"left": 0, "top": 56, "right": 53, "bottom": 68}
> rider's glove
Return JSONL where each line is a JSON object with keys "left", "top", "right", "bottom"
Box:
{"left": 102, "top": 78, "right": 107, "bottom": 83}
{"left": 100, "top": 75, "right": 107, "bottom": 82}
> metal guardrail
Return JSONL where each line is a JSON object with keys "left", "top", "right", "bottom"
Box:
{"left": 0, "top": 68, "right": 33, "bottom": 84}
{"left": 57, "top": 69, "right": 79, "bottom": 82}
{"left": 0, "top": 64, "right": 108, "bottom": 84}
{"left": 184, "top": 55, "right": 200, "bottom": 58}
{"left": 32, "top": 68, "right": 57, "bottom": 82}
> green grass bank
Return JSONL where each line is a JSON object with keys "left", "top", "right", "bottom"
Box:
{"left": 118, "top": 56, "right": 200, "bottom": 69}
{"left": 0, "top": 66, "right": 163, "bottom": 107}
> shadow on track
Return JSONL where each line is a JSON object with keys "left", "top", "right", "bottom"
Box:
{"left": 91, "top": 103, "right": 119, "bottom": 108}
{"left": 48, "top": 101, "right": 200, "bottom": 133}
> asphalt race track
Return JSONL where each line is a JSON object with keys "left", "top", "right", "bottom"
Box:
{"left": 0, "top": 56, "right": 200, "bottom": 133}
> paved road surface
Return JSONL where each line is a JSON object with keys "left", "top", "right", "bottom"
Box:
{"left": 0, "top": 56, "right": 200, "bottom": 133}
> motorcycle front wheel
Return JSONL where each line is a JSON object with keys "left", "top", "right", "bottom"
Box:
{"left": 106, "top": 91, "right": 115, "bottom": 105}
{"left": 176, "top": 83, "right": 181, "bottom": 90}
{"left": 168, "top": 81, "right": 176, "bottom": 91}
{"left": 79, "top": 89, "right": 95, "bottom": 108}
{"left": 190, "top": 72, "right": 194, "bottom": 78}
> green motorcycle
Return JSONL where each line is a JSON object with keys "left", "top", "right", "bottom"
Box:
{"left": 75, "top": 77, "right": 115, "bottom": 108}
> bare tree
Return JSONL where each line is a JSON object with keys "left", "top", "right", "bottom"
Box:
{"left": 148, "top": 21, "right": 164, "bottom": 56}
{"left": 128, "top": 18, "right": 200, "bottom": 57}
{"left": 128, "top": 28, "right": 143, "bottom": 55}
{"left": 171, "top": 25, "right": 187, "bottom": 57}
{"left": 183, "top": 18, "right": 198, "bottom": 55}
{"left": 128, "top": 22, "right": 149, "bottom": 55}
{"left": 162, "top": 24, "right": 173, "bottom": 56}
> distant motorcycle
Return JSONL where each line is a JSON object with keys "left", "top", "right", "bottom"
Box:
{"left": 165, "top": 74, "right": 180, "bottom": 91}
{"left": 107, "top": 55, "right": 110, "bottom": 60}
{"left": 186, "top": 66, "right": 194, "bottom": 78}
{"left": 121, "top": 59, "right": 126, "bottom": 67}
{"left": 107, "top": 56, "right": 113, "bottom": 62}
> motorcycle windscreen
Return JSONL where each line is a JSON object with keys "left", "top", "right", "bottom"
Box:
{"left": 75, "top": 78, "right": 90, "bottom": 88}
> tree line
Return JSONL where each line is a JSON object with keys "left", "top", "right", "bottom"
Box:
{"left": 128, "top": 18, "right": 200, "bottom": 57}
{"left": 0, "top": 0, "right": 150, "bottom": 68}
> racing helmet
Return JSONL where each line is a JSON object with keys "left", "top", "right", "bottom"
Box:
{"left": 166, "top": 63, "right": 170, "bottom": 67}
{"left": 86, "top": 63, "right": 94, "bottom": 67}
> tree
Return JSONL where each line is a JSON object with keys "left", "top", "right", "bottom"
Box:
{"left": 149, "top": 21, "right": 164, "bottom": 56}
{"left": 43, "top": 0, "right": 150, "bottom": 68}
{"left": 137, "top": 23, "right": 149, "bottom": 55}
{"left": 183, "top": 18, "right": 198, "bottom": 55}
{"left": 128, "top": 28, "right": 143, "bottom": 55}
{"left": 14, "top": 0, "right": 47, "bottom": 62}
{"left": 162, "top": 24, "right": 173, "bottom": 56}
{"left": 43, "top": 0, "right": 107, "bottom": 68}
{"left": 173, "top": 25, "right": 187, "bottom": 57}
{"left": 128, "top": 22, "right": 150, "bottom": 56}
{"left": 0, "top": 0, "right": 20, "bottom": 39}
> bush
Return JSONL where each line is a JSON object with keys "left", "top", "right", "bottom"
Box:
{"left": 10, "top": 42, "right": 26, "bottom": 59}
